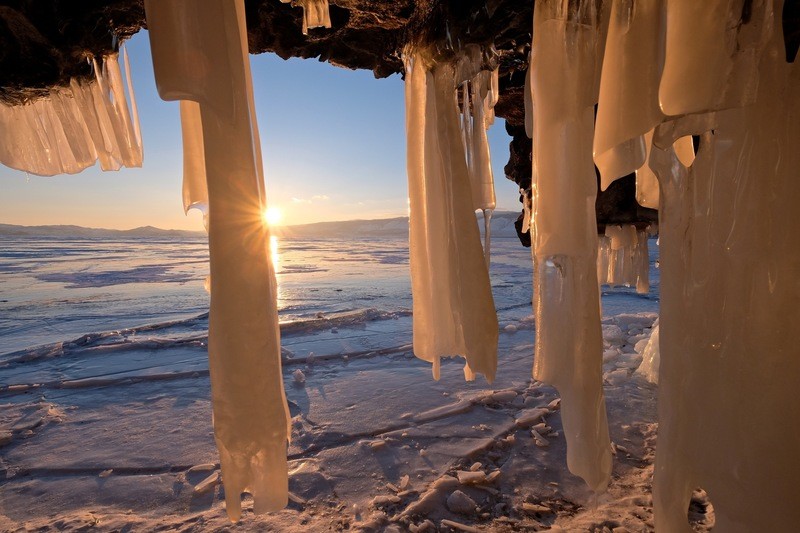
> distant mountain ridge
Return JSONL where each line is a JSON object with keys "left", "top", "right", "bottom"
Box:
{"left": 0, "top": 211, "right": 523, "bottom": 240}
{"left": 0, "top": 224, "right": 205, "bottom": 239}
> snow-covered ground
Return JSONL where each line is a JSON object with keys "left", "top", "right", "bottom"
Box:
{"left": 0, "top": 234, "right": 702, "bottom": 532}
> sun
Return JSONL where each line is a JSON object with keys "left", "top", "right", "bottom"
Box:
{"left": 262, "top": 206, "right": 283, "bottom": 226}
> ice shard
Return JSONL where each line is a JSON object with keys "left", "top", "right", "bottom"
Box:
{"left": 404, "top": 46, "right": 498, "bottom": 383}
{"left": 145, "top": 0, "right": 290, "bottom": 520}
{"left": 0, "top": 50, "right": 142, "bottom": 177}
{"left": 652, "top": 4, "right": 800, "bottom": 529}
{"left": 528, "top": 0, "right": 611, "bottom": 493}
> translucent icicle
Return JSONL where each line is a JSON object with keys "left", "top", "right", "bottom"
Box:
{"left": 594, "top": 0, "right": 665, "bottom": 189}
{"left": 467, "top": 71, "right": 497, "bottom": 212}
{"left": 145, "top": 0, "right": 290, "bottom": 520}
{"left": 659, "top": 0, "right": 772, "bottom": 115}
{"left": 636, "top": 129, "right": 660, "bottom": 209}
{"left": 179, "top": 100, "right": 208, "bottom": 214}
{"left": 295, "top": 0, "right": 331, "bottom": 35}
{"left": 404, "top": 48, "right": 498, "bottom": 383}
{"left": 528, "top": 0, "right": 611, "bottom": 493}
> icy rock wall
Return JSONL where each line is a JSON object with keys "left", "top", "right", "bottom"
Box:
{"left": 528, "top": 0, "right": 612, "bottom": 493}
{"left": 0, "top": 50, "right": 142, "bottom": 176}
{"left": 597, "top": 224, "right": 650, "bottom": 294}
{"left": 145, "top": 0, "right": 289, "bottom": 521}
{"left": 404, "top": 46, "right": 499, "bottom": 383}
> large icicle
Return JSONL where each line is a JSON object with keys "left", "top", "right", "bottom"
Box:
{"left": 593, "top": 0, "right": 664, "bottom": 189}
{"left": 145, "top": 0, "right": 290, "bottom": 520}
{"left": 652, "top": 5, "right": 800, "bottom": 529}
{"left": 404, "top": 47, "right": 498, "bottom": 383}
{"left": 0, "top": 51, "right": 142, "bottom": 176}
{"left": 528, "top": 0, "right": 611, "bottom": 493}
{"left": 659, "top": 0, "right": 772, "bottom": 115}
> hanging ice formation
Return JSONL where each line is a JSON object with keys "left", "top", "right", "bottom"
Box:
{"left": 280, "top": 0, "right": 331, "bottom": 35}
{"left": 403, "top": 44, "right": 499, "bottom": 383}
{"left": 526, "top": 0, "right": 612, "bottom": 493}
{"left": 597, "top": 224, "right": 650, "bottom": 294}
{"left": 456, "top": 45, "right": 499, "bottom": 266}
{"left": 145, "top": 0, "right": 290, "bottom": 521}
{"left": 0, "top": 49, "right": 142, "bottom": 176}
{"left": 526, "top": 0, "right": 800, "bottom": 529}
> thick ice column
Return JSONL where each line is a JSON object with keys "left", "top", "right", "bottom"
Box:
{"left": 145, "top": 0, "right": 290, "bottom": 520}
{"left": 594, "top": 0, "right": 665, "bottom": 189}
{"left": 404, "top": 48, "right": 498, "bottom": 383}
{"left": 528, "top": 1, "right": 611, "bottom": 493}
{"left": 653, "top": 7, "right": 800, "bottom": 529}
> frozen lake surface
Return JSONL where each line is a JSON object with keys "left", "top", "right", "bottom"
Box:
{"left": 0, "top": 234, "right": 671, "bottom": 531}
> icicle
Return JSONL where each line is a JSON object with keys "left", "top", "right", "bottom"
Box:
{"left": 524, "top": 52, "right": 533, "bottom": 139}
{"left": 636, "top": 319, "right": 659, "bottom": 384}
{"left": 281, "top": 0, "right": 331, "bottom": 35}
{"left": 122, "top": 45, "right": 142, "bottom": 151}
{"left": 659, "top": 0, "right": 772, "bottom": 115}
{"left": 652, "top": 4, "right": 800, "bottom": 529}
{"left": 145, "top": 0, "right": 290, "bottom": 520}
{"left": 599, "top": 224, "right": 648, "bottom": 290}
{"left": 179, "top": 100, "right": 208, "bottom": 214}
{"left": 634, "top": 229, "right": 650, "bottom": 294}
{"left": 454, "top": 48, "right": 499, "bottom": 266}
{"left": 594, "top": 0, "right": 665, "bottom": 189}
{"left": 635, "top": 129, "right": 660, "bottom": 209}
{"left": 483, "top": 208, "right": 492, "bottom": 268}
{"left": 467, "top": 71, "right": 497, "bottom": 213}
{"left": 403, "top": 46, "right": 498, "bottom": 383}
{"left": 0, "top": 52, "right": 141, "bottom": 177}
{"left": 528, "top": 0, "right": 611, "bottom": 494}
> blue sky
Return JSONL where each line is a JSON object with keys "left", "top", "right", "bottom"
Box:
{"left": 0, "top": 31, "right": 521, "bottom": 230}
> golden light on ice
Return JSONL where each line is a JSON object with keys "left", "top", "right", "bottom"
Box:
{"left": 263, "top": 206, "right": 283, "bottom": 226}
